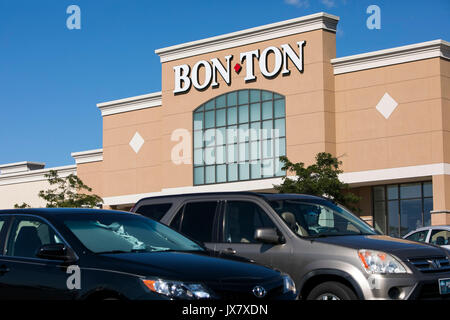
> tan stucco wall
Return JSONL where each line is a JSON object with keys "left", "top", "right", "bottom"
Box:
{"left": 335, "top": 58, "right": 446, "bottom": 173}
{"left": 76, "top": 161, "right": 104, "bottom": 196}
{"left": 441, "top": 59, "right": 450, "bottom": 164}
{"left": 431, "top": 174, "right": 450, "bottom": 225}
{"left": 438, "top": 59, "right": 450, "bottom": 222}
{"left": 101, "top": 107, "right": 163, "bottom": 197}
{"left": 335, "top": 58, "right": 450, "bottom": 223}
{"left": 0, "top": 180, "right": 50, "bottom": 209}
{"left": 431, "top": 212, "right": 450, "bottom": 225}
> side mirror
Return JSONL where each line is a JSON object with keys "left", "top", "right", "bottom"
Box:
{"left": 36, "top": 243, "right": 76, "bottom": 262}
{"left": 254, "top": 228, "right": 284, "bottom": 244}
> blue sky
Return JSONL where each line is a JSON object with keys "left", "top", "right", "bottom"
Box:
{"left": 1, "top": 0, "right": 449, "bottom": 168}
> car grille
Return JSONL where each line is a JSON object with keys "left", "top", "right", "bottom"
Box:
{"left": 213, "top": 285, "right": 284, "bottom": 300}
{"left": 206, "top": 277, "right": 284, "bottom": 300}
{"left": 408, "top": 256, "right": 450, "bottom": 273}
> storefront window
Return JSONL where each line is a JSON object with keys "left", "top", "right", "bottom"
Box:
{"left": 372, "top": 182, "right": 433, "bottom": 238}
{"left": 193, "top": 89, "right": 286, "bottom": 185}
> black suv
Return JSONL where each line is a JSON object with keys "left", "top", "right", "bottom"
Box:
{"left": 132, "top": 192, "right": 450, "bottom": 300}
{"left": 0, "top": 208, "right": 297, "bottom": 300}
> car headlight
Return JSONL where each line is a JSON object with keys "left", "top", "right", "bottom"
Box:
{"left": 142, "top": 278, "right": 212, "bottom": 299}
{"left": 282, "top": 274, "right": 296, "bottom": 294}
{"left": 358, "top": 249, "right": 406, "bottom": 274}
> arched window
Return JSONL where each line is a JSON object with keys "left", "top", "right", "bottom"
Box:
{"left": 193, "top": 89, "right": 286, "bottom": 185}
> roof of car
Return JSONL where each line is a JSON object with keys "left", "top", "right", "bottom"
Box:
{"left": 0, "top": 193, "right": 335, "bottom": 215}
{"left": 135, "top": 192, "right": 330, "bottom": 203}
{"left": 0, "top": 208, "right": 131, "bottom": 218}
{"left": 407, "top": 225, "right": 450, "bottom": 232}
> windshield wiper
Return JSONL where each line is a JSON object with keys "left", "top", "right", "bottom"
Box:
{"left": 95, "top": 249, "right": 150, "bottom": 254}
{"left": 95, "top": 250, "right": 130, "bottom": 254}
{"left": 305, "top": 234, "right": 331, "bottom": 239}
{"left": 96, "top": 247, "right": 203, "bottom": 254}
{"left": 150, "top": 248, "right": 204, "bottom": 253}
{"left": 131, "top": 248, "right": 150, "bottom": 253}
{"left": 307, "top": 233, "right": 353, "bottom": 238}
{"left": 308, "top": 232, "right": 377, "bottom": 239}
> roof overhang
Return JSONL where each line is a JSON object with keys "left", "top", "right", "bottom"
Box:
{"left": 155, "top": 12, "right": 339, "bottom": 63}
{"left": 331, "top": 39, "right": 450, "bottom": 75}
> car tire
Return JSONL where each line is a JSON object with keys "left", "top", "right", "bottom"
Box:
{"left": 306, "top": 281, "right": 357, "bottom": 300}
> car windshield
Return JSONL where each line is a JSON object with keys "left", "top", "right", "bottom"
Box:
{"left": 64, "top": 213, "right": 204, "bottom": 254}
{"left": 268, "top": 199, "right": 377, "bottom": 238}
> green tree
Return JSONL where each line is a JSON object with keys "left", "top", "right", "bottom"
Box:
{"left": 274, "top": 153, "right": 361, "bottom": 213}
{"left": 14, "top": 202, "right": 31, "bottom": 209}
{"left": 14, "top": 170, "right": 103, "bottom": 208}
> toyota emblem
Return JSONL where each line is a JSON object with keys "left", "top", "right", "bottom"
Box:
{"left": 252, "top": 286, "right": 267, "bottom": 298}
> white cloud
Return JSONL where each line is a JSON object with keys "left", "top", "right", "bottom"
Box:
{"left": 284, "top": 0, "right": 310, "bottom": 8}
{"left": 285, "top": 0, "right": 347, "bottom": 9}
{"left": 320, "top": 0, "right": 336, "bottom": 8}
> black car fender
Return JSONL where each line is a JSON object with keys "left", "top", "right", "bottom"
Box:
{"left": 76, "top": 267, "right": 146, "bottom": 300}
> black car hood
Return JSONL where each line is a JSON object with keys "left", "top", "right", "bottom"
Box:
{"left": 312, "top": 235, "right": 448, "bottom": 259}
{"left": 96, "top": 250, "right": 280, "bottom": 283}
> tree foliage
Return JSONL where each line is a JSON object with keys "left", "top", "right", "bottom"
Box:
{"left": 14, "top": 202, "right": 31, "bottom": 209}
{"left": 274, "top": 153, "right": 361, "bottom": 212}
{"left": 14, "top": 170, "right": 103, "bottom": 208}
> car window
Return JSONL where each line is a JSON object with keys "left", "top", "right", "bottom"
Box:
{"left": 171, "top": 201, "right": 218, "bottom": 243}
{"left": 0, "top": 219, "right": 6, "bottom": 234}
{"left": 0, "top": 218, "right": 8, "bottom": 255}
{"left": 430, "top": 230, "right": 450, "bottom": 246}
{"left": 6, "top": 218, "right": 62, "bottom": 258}
{"left": 135, "top": 203, "right": 172, "bottom": 221}
{"left": 405, "top": 230, "right": 428, "bottom": 243}
{"left": 64, "top": 214, "right": 203, "bottom": 254}
{"left": 223, "top": 201, "right": 276, "bottom": 243}
{"left": 170, "top": 206, "right": 183, "bottom": 231}
{"left": 269, "top": 199, "right": 376, "bottom": 237}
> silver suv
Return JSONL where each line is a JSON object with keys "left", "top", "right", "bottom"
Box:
{"left": 131, "top": 192, "right": 450, "bottom": 300}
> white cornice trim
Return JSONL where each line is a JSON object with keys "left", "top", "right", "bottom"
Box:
{"left": 102, "top": 163, "right": 450, "bottom": 206}
{"left": 0, "top": 165, "right": 77, "bottom": 186}
{"left": 0, "top": 161, "right": 45, "bottom": 175}
{"left": 97, "top": 92, "right": 162, "bottom": 117}
{"left": 71, "top": 149, "right": 103, "bottom": 165}
{"left": 339, "top": 163, "right": 450, "bottom": 186}
{"left": 0, "top": 161, "right": 45, "bottom": 169}
{"left": 332, "top": 39, "right": 450, "bottom": 75}
{"left": 155, "top": 12, "right": 339, "bottom": 63}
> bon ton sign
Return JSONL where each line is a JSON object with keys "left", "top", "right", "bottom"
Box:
{"left": 173, "top": 41, "right": 306, "bottom": 94}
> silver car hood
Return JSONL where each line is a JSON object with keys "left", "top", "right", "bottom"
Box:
{"left": 312, "top": 235, "right": 448, "bottom": 260}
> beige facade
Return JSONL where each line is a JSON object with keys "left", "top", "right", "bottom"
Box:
{"left": 1, "top": 13, "right": 449, "bottom": 236}
{"left": 0, "top": 162, "right": 76, "bottom": 209}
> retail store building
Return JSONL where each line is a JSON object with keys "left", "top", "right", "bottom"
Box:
{"left": 1, "top": 13, "right": 449, "bottom": 237}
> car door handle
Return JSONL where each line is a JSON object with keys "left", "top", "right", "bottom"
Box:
{"left": 0, "top": 265, "right": 10, "bottom": 275}
{"left": 224, "top": 248, "right": 236, "bottom": 255}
